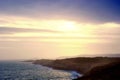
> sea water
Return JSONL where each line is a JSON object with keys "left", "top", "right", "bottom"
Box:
{"left": 0, "top": 61, "right": 81, "bottom": 80}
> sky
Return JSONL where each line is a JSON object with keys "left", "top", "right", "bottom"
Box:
{"left": 0, "top": 0, "right": 120, "bottom": 60}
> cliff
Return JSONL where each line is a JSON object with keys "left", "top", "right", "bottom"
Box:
{"left": 33, "top": 57, "right": 120, "bottom": 74}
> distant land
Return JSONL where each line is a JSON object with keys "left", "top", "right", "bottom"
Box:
{"left": 56, "top": 53, "right": 120, "bottom": 59}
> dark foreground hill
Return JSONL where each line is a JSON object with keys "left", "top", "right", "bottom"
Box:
{"left": 75, "top": 61, "right": 120, "bottom": 80}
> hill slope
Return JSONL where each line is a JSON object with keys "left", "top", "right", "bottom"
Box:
{"left": 75, "top": 61, "right": 120, "bottom": 80}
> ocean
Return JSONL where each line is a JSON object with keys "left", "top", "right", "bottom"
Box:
{"left": 0, "top": 61, "right": 81, "bottom": 80}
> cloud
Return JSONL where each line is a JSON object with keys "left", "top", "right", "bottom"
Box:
{"left": 0, "top": 27, "right": 60, "bottom": 34}
{"left": 0, "top": 0, "right": 120, "bottom": 23}
{"left": 94, "top": 23, "right": 120, "bottom": 36}
{"left": 0, "top": 20, "right": 8, "bottom": 24}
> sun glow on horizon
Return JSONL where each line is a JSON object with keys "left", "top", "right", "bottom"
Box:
{"left": 0, "top": 16, "right": 79, "bottom": 32}
{"left": 57, "top": 21, "right": 78, "bottom": 32}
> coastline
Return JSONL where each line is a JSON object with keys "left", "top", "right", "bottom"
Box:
{"left": 27, "top": 57, "right": 120, "bottom": 80}
{"left": 34, "top": 63, "right": 82, "bottom": 79}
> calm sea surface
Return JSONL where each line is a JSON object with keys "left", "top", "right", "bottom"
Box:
{"left": 0, "top": 61, "right": 81, "bottom": 80}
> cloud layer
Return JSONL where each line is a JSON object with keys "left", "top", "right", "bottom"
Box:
{"left": 0, "top": 0, "right": 120, "bottom": 23}
{"left": 0, "top": 27, "right": 60, "bottom": 34}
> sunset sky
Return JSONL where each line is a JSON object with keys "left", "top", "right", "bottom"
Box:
{"left": 0, "top": 0, "right": 120, "bottom": 60}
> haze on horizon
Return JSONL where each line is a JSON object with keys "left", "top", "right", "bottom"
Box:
{"left": 0, "top": 0, "right": 120, "bottom": 60}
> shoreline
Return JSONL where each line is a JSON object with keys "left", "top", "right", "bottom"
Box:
{"left": 27, "top": 57, "right": 120, "bottom": 80}
{"left": 34, "top": 63, "right": 82, "bottom": 79}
